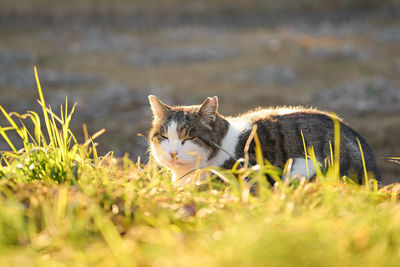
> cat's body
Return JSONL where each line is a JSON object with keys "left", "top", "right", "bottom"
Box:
{"left": 148, "top": 96, "right": 380, "bottom": 185}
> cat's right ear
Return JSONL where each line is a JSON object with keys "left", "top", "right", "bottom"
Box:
{"left": 198, "top": 96, "right": 218, "bottom": 123}
{"left": 148, "top": 95, "right": 170, "bottom": 121}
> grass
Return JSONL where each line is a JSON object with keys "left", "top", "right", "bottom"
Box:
{"left": 0, "top": 68, "right": 400, "bottom": 266}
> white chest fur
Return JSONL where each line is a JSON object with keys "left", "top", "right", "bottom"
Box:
{"left": 207, "top": 118, "right": 251, "bottom": 167}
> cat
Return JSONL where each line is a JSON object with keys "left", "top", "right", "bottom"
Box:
{"left": 148, "top": 95, "right": 380, "bottom": 185}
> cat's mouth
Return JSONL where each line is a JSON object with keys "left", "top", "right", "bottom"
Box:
{"left": 163, "top": 158, "right": 192, "bottom": 167}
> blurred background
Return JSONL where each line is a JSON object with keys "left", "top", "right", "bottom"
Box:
{"left": 0, "top": 0, "right": 399, "bottom": 184}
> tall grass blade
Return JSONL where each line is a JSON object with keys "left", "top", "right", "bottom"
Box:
{"left": 300, "top": 130, "right": 310, "bottom": 179}
{"left": 356, "top": 138, "right": 369, "bottom": 188}
{"left": 0, "top": 127, "right": 17, "bottom": 153}
{"left": 329, "top": 114, "right": 341, "bottom": 179}
{"left": 0, "top": 106, "right": 25, "bottom": 141}
{"left": 34, "top": 66, "right": 55, "bottom": 146}
{"left": 28, "top": 111, "right": 43, "bottom": 147}
{"left": 252, "top": 127, "right": 264, "bottom": 167}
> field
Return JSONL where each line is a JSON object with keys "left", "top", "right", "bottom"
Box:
{"left": 0, "top": 72, "right": 400, "bottom": 266}
{"left": 1, "top": 1, "right": 400, "bottom": 266}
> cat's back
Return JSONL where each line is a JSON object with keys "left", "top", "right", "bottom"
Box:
{"left": 234, "top": 106, "right": 339, "bottom": 123}
{"left": 227, "top": 107, "right": 343, "bottom": 146}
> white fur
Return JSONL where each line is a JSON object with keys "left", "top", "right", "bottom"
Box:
{"left": 208, "top": 118, "right": 251, "bottom": 167}
{"left": 167, "top": 121, "right": 179, "bottom": 141}
{"left": 151, "top": 121, "right": 209, "bottom": 182}
{"left": 288, "top": 158, "right": 316, "bottom": 180}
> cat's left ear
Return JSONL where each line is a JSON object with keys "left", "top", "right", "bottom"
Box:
{"left": 198, "top": 96, "right": 218, "bottom": 123}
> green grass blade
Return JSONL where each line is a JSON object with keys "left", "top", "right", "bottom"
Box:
{"left": 34, "top": 66, "right": 55, "bottom": 146}
{"left": 356, "top": 138, "right": 369, "bottom": 189}
{"left": 28, "top": 111, "right": 44, "bottom": 147}
{"left": 300, "top": 130, "right": 310, "bottom": 179}
{"left": 329, "top": 114, "right": 341, "bottom": 179}
{"left": 0, "top": 127, "right": 17, "bottom": 153}
{"left": 0, "top": 106, "right": 25, "bottom": 141}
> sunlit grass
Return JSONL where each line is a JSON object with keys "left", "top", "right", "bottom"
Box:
{"left": 0, "top": 68, "right": 399, "bottom": 266}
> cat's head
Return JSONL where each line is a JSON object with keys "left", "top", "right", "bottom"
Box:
{"left": 148, "top": 95, "right": 226, "bottom": 173}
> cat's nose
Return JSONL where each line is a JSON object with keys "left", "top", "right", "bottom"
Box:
{"left": 169, "top": 152, "right": 177, "bottom": 159}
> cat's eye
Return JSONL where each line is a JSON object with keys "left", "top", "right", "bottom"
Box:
{"left": 181, "top": 137, "right": 196, "bottom": 145}
{"left": 159, "top": 134, "right": 168, "bottom": 140}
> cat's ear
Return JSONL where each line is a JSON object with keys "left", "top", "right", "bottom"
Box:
{"left": 148, "top": 95, "right": 170, "bottom": 120}
{"left": 198, "top": 96, "right": 218, "bottom": 123}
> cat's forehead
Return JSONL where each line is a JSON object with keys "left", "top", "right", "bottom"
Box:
{"left": 164, "top": 108, "right": 197, "bottom": 124}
